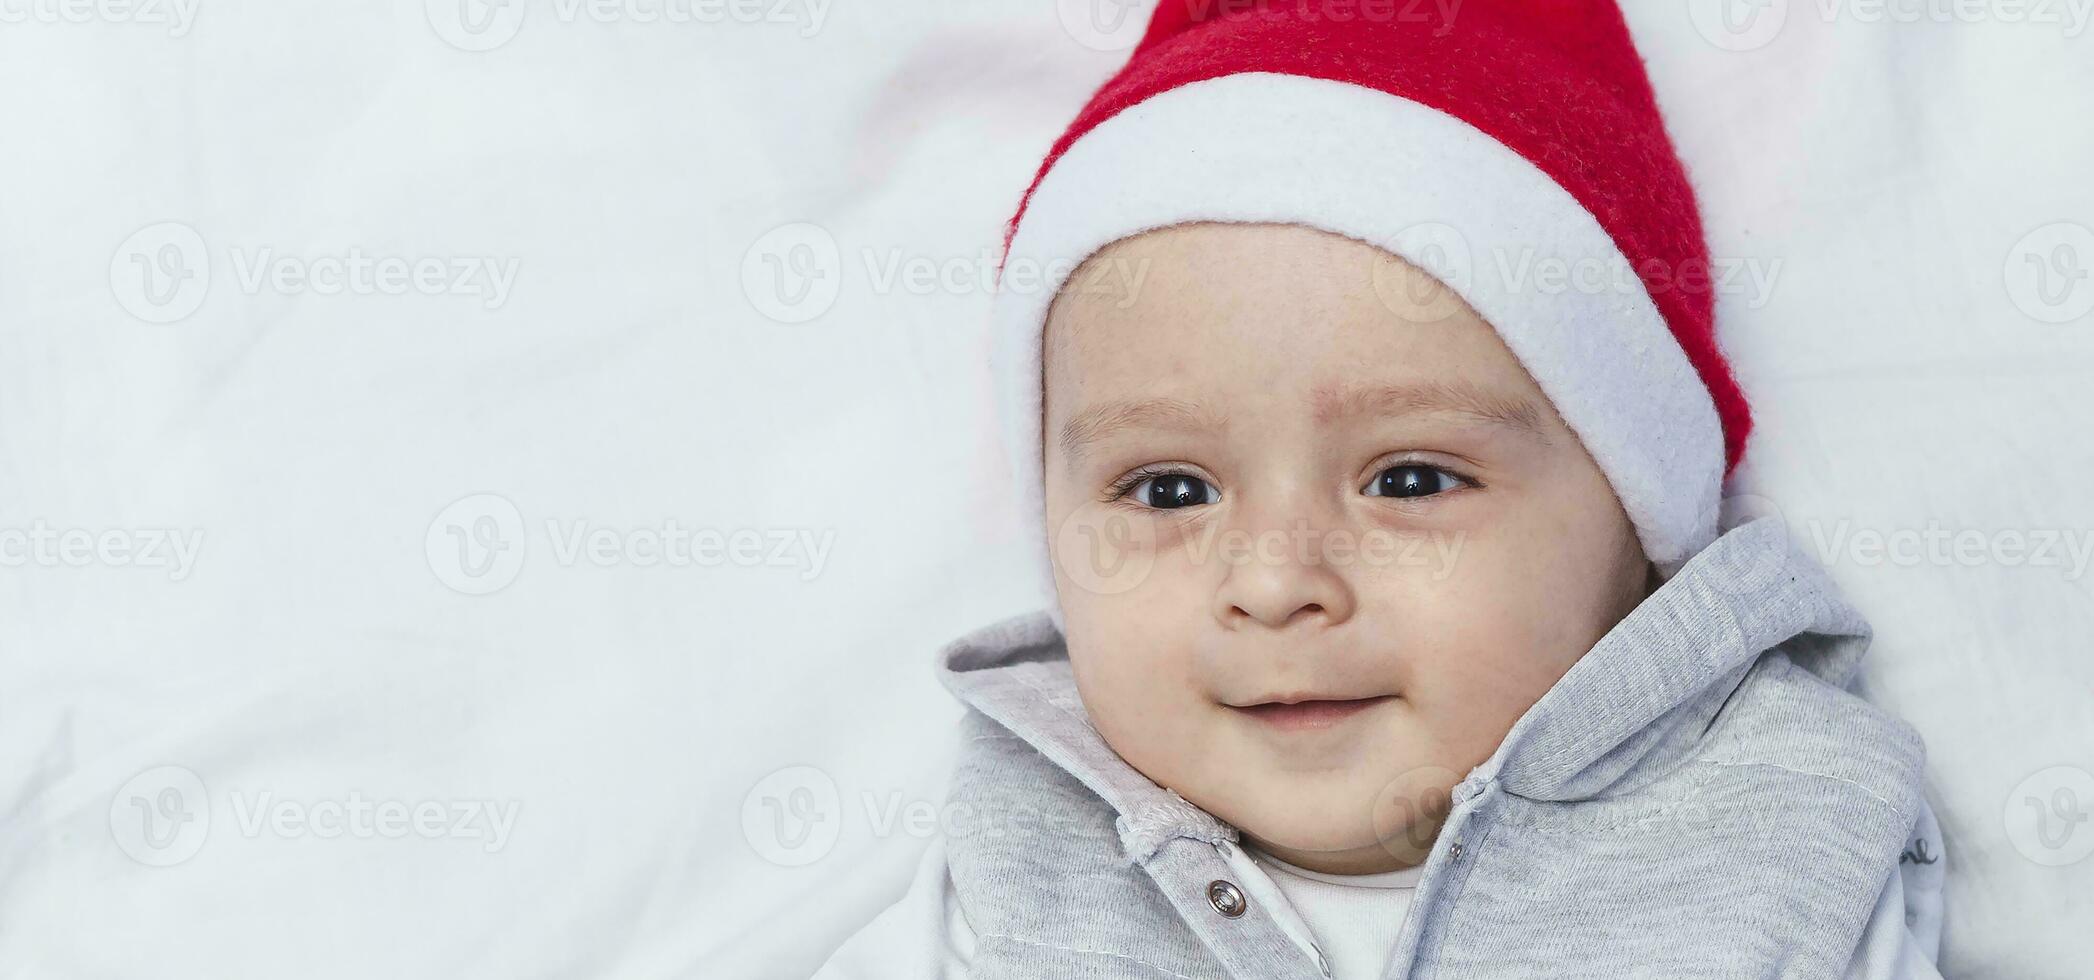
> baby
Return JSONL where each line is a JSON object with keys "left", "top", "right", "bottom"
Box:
{"left": 822, "top": 2, "right": 1944, "bottom": 978}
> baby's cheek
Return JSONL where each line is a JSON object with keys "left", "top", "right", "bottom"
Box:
{"left": 1067, "top": 625, "right": 1168, "bottom": 720}
{"left": 1397, "top": 635, "right": 1549, "bottom": 762}
{"left": 1412, "top": 545, "right": 1594, "bottom": 682}
{"left": 1070, "top": 632, "right": 1223, "bottom": 781}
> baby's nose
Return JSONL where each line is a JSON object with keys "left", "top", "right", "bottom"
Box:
{"left": 1211, "top": 531, "right": 1356, "bottom": 630}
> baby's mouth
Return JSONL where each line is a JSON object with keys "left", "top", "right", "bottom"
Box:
{"left": 1227, "top": 695, "right": 1398, "bottom": 732}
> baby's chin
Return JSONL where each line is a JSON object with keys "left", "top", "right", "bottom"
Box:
{"left": 1187, "top": 757, "right": 1458, "bottom": 861}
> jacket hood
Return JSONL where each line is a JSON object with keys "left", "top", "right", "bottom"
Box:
{"left": 937, "top": 516, "right": 1873, "bottom": 860}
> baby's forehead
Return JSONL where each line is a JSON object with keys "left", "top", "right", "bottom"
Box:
{"left": 1050, "top": 223, "right": 1481, "bottom": 332}
{"left": 1068, "top": 221, "right": 1395, "bottom": 285}
{"left": 1038, "top": 222, "right": 1565, "bottom": 446}
{"left": 1047, "top": 261, "right": 1527, "bottom": 381}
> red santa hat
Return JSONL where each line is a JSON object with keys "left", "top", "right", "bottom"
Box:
{"left": 992, "top": 0, "right": 1751, "bottom": 620}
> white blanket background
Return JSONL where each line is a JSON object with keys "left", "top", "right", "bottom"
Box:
{"left": 2, "top": 2, "right": 2089, "bottom": 978}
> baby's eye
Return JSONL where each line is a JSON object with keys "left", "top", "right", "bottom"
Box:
{"left": 1363, "top": 464, "right": 1466, "bottom": 499}
{"left": 1127, "top": 473, "right": 1219, "bottom": 510}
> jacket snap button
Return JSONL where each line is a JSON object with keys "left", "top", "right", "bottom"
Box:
{"left": 1206, "top": 879, "right": 1247, "bottom": 918}
{"left": 1449, "top": 841, "right": 1464, "bottom": 860}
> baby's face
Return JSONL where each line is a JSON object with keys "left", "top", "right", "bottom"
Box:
{"left": 1041, "top": 223, "right": 1653, "bottom": 874}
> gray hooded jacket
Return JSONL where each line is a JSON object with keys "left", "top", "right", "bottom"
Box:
{"left": 933, "top": 517, "right": 1930, "bottom": 979}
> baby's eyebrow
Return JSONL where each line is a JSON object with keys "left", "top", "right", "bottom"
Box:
{"left": 1312, "top": 379, "right": 1550, "bottom": 442}
{"left": 1059, "top": 396, "right": 1228, "bottom": 463}
{"left": 1059, "top": 380, "right": 1547, "bottom": 462}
